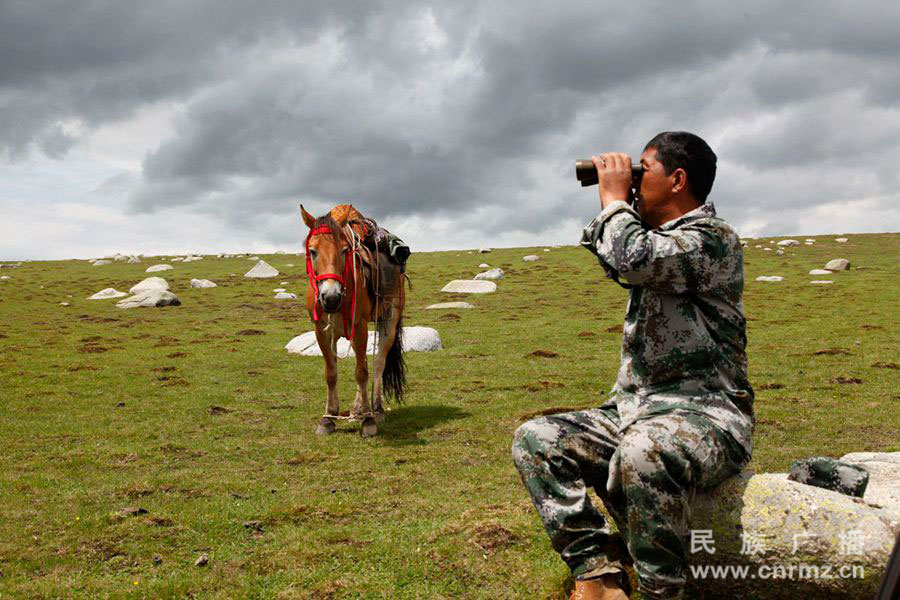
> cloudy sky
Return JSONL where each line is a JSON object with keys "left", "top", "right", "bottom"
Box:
{"left": 2, "top": 1, "right": 899, "bottom": 260}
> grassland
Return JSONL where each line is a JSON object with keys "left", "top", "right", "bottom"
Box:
{"left": 0, "top": 233, "right": 898, "bottom": 599}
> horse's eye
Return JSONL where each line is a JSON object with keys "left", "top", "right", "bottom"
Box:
{"left": 309, "top": 249, "right": 317, "bottom": 259}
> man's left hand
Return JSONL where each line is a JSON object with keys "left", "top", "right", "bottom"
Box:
{"left": 592, "top": 153, "right": 633, "bottom": 209}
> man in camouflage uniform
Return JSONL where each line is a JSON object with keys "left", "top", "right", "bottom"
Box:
{"left": 513, "top": 132, "right": 754, "bottom": 600}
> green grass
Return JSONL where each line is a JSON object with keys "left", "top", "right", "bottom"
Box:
{"left": 0, "top": 234, "right": 898, "bottom": 599}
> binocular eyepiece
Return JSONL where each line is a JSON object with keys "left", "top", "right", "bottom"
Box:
{"left": 575, "top": 159, "right": 643, "bottom": 188}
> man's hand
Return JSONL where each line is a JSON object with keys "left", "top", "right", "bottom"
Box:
{"left": 592, "top": 153, "right": 633, "bottom": 209}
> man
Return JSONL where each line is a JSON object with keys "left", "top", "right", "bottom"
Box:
{"left": 512, "top": 132, "right": 754, "bottom": 600}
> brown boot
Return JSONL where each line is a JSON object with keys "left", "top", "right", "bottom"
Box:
{"left": 569, "top": 574, "right": 629, "bottom": 600}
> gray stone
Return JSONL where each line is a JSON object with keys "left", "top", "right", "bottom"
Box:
{"left": 426, "top": 301, "right": 474, "bottom": 309}
{"left": 145, "top": 264, "right": 173, "bottom": 272}
{"left": 809, "top": 269, "right": 832, "bottom": 275}
{"left": 285, "top": 326, "right": 442, "bottom": 357}
{"left": 777, "top": 239, "right": 800, "bottom": 246}
{"left": 522, "top": 255, "right": 540, "bottom": 261}
{"left": 755, "top": 275, "right": 784, "bottom": 282}
{"left": 92, "top": 260, "right": 112, "bottom": 266}
{"left": 810, "top": 280, "right": 834, "bottom": 285}
{"left": 441, "top": 280, "right": 497, "bottom": 294}
{"left": 841, "top": 452, "right": 900, "bottom": 510}
{"left": 129, "top": 277, "right": 169, "bottom": 294}
{"left": 116, "top": 290, "right": 181, "bottom": 308}
{"left": 274, "top": 292, "right": 297, "bottom": 299}
{"left": 775, "top": 249, "right": 785, "bottom": 256}
{"left": 474, "top": 268, "right": 504, "bottom": 281}
{"left": 479, "top": 263, "right": 490, "bottom": 268}
{"left": 244, "top": 260, "right": 279, "bottom": 278}
{"left": 190, "top": 279, "right": 217, "bottom": 288}
{"left": 126, "top": 256, "right": 141, "bottom": 264}
{"left": 825, "top": 258, "right": 850, "bottom": 271}
{"left": 88, "top": 288, "right": 128, "bottom": 300}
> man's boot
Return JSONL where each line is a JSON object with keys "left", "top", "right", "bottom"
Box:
{"left": 570, "top": 574, "right": 629, "bottom": 600}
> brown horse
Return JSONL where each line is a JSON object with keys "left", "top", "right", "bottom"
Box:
{"left": 300, "top": 204, "right": 407, "bottom": 437}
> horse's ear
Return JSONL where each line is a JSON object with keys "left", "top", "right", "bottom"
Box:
{"left": 333, "top": 208, "right": 350, "bottom": 227}
{"left": 300, "top": 205, "right": 317, "bottom": 228}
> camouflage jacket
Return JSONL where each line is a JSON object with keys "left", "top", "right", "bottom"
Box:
{"left": 580, "top": 201, "right": 754, "bottom": 455}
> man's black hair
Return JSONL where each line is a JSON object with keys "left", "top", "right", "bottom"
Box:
{"left": 644, "top": 131, "right": 717, "bottom": 202}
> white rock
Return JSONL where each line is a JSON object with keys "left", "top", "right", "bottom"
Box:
{"left": 280, "top": 281, "right": 289, "bottom": 285}
{"left": 777, "top": 239, "right": 800, "bottom": 246}
{"left": 763, "top": 247, "right": 772, "bottom": 251}
{"left": 544, "top": 248, "right": 550, "bottom": 252}
{"left": 274, "top": 292, "right": 297, "bottom": 299}
{"left": 0, "top": 275, "right": 10, "bottom": 280}
{"left": 129, "top": 277, "right": 169, "bottom": 294}
{"left": 824, "top": 258, "right": 850, "bottom": 271}
{"left": 273, "top": 288, "right": 286, "bottom": 292}
{"left": 146, "top": 264, "right": 173, "bottom": 272}
{"left": 190, "top": 279, "right": 217, "bottom": 288}
{"left": 478, "top": 247, "right": 491, "bottom": 253}
{"left": 88, "top": 288, "right": 128, "bottom": 300}
{"left": 441, "top": 280, "right": 497, "bottom": 294}
{"left": 116, "top": 290, "right": 181, "bottom": 308}
{"left": 479, "top": 263, "right": 490, "bottom": 268}
{"left": 93, "top": 260, "right": 112, "bottom": 266}
{"left": 474, "top": 268, "right": 504, "bottom": 281}
{"left": 522, "top": 255, "right": 540, "bottom": 261}
{"left": 809, "top": 269, "right": 832, "bottom": 275}
{"left": 126, "top": 256, "right": 141, "bottom": 264}
{"left": 805, "top": 239, "right": 816, "bottom": 242}
{"left": 804, "top": 241, "right": 814, "bottom": 245}
{"left": 775, "top": 249, "right": 785, "bottom": 256}
{"left": 754, "top": 245, "right": 762, "bottom": 248}
{"left": 285, "top": 326, "right": 442, "bottom": 357}
{"left": 244, "top": 260, "right": 279, "bottom": 278}
{"left": 426, "top": 302, "right": 474, "bottom": 309}
{"left": 171, "top": 257, "right": 184, "bottom": 262}
{"left": 286, "top": 264, "right": 294, "bottom": 268}
{"left": 248, "top": 256, "right": 260, "bottom": 260}
{"left": 810, "top": 280, "right": 834, "bottom": 285}
{"left": 755, "top": 275, "right": 784, "bottom": 282}
{"left": 59, "top": 302, "right": 70, "bottom": 306}
{"left": 835, "top": 237, "right": 848, "bottom": 243}
{"left": 842, "top": 452, "right": 900, "bottom": 511}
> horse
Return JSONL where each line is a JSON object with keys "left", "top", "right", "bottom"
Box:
{"left": 300, "top": 204, "right": 407, "bottom": 437}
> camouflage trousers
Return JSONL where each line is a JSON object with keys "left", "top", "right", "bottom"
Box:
{"left": 512, "top": 405, "right": 749, "bottom": 600}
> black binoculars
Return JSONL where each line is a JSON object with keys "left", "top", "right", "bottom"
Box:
{"left": 575, "top": 159, "right": 643, "bottom": 188}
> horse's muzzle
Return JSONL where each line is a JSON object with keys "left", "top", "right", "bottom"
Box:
{"left": 321, "top": 291, "right": 343, "bottom": 313}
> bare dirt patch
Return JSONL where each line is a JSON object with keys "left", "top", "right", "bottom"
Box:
{"left": 439, "top": 313, "right": 461, "bottom": 322}
{"left": 872, "top": 362, "right": 899, "bottom": 370}
{"left": 79, "top": 345, "right": 109, "bottom": 353}
{"left": 577, "top": 331, "right": 596, "bottom": 337}
{"left": 208, "top": 405, "right": 233, "bottom": 415}
{"left": 67, "top": 364, "right": 99, "bottom": 372}
{"left": 605, "top": 325, "right": 623, "bottom": 333}
{"left": 237, "top": 329, "right": 266, "bottom": 335}
{"left": 757, "top": 383, "right": 785, "bottom": 390}
{"left": 828, "top": 376, "right": 864, "bottom": 384}
{"left": 522, "top": 380, "right": 566, "bottom": 392}
{"left": 470, "top": 523, "right": 521, "bottom": 551}
{"left": 528, "top": 349, "right": 559, "bottom": 358}
{"left": 167, "top": 352, "right": 187, "bottom": 358}
{"left": 813, "top": 348, "right": 852, "bottom": 356}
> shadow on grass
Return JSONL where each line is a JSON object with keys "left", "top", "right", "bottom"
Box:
{"left": 378, "top": 404, "right": 470, "bottom": 446}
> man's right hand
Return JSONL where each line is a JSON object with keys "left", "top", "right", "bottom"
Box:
{"left": 592, "top": 153, "right": 634, "bottom": 210}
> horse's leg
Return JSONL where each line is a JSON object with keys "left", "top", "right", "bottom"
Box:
{"left": 314, "top": 324, "right": 340, "bottom": 436}
{"left": 350, "top": 322, "right": 376, "bottom": 437}
{"left": 371, "top": 303, "right": 399, "bottom": 423}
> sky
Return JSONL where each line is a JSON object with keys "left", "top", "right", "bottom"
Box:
{"left": 2, "top": 1, "right": 899, "bottom": 261}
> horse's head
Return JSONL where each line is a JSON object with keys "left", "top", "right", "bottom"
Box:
{"left": 302, "top": 205, "right": 355, "bottom": 314}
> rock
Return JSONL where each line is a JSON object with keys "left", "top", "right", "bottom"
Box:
{"left": 543, "top": 248, "right": 551, "bottom": 252}
{"left": 129, "top": 277, "right": 169, "bottom": 294}
{"left": 755, "top": 276, "right": 784, "bottom": 282}
{"left": 835, "top": 237, "right": 848, "bottom": 243}
{"left": 777, "top": 240, "right": 800, "bottom": 246}
{"left": 479, "top": 263, "right": 490, "bottom": 268}
{"left": 126, "top": 256, "right": 141, "bottom": 264}
{"left": 474, "top": 268, "right": 504, "bottom": 281}
{"left": 478, "top": 247, "right": 491, "bottom": 253}
{"left": 88, "top": 288, "right": 129, "bottom": 300}
{"left": 810, "top": 280, "right": 834, "bottom": 285}
{"left": 763, "top": 248, "right": 772, "bottom": 251}
{"left": 805, "top": 241, "right": 814, "bottom": 245}
{"left": 809, "top": 269, "right": 832, "bottom": 275}
{"left": 244, "top": 260, "right": 279, "bottom": 278}
{"left": 59, "top": 302, "right": 70, "bottom": 306}
{"left": 805, "top": 239, "right": 816, "bottom": 242}
{"left": 841, "top": 452, "right": 900, "bottom": 510}
{"left": 273, "top": 288, "right": 286, "bottom": 292}
{"left": 286, "top": 263, "right": 295, "bottom": 267}
{"left": 775, "top": 249, "right": 785, "bottom": 256}
{"left": 116, "top": 290, "right": 181, "bottom": 309}
{"left": 117, "top": 506, "right": 149, "bottom": 518}
{"left": 194, "top": 553, "right": 209, "bottom": 567}
{"left": 824, "top": 258, "right": 850, "bottom": 271}
{"left": 274, "top": 292, "right": 297, "bottom": 299}
{"left": 0, "top": 275, "right": 10, "bottom": 280}
{"left": 171, "top": 257, "right": 184, "bottom": 262}
{"left": 755, "top": 245, "right": 762, "bottom": 249}
{"left": 685, "top": 468, "right": 899, "bottom": 599}
{"left": 522, "top": 255, "right": 540, "bottom": 261}
{"left": 145, "top": 264, "right": 173, "bottom": 272}
{"left": 93, "top": 260, "right": 112, "bottom": 266}
{"left": 190, "top": 279, "right": 217, "bottom": 288}
{"left": 285, "top": 326, "right": 442, "bottom": 357}
{"left": 426, "top": 302, "right": 474, "bottom": 309}
{"left": 248, "top": 256, "right": 260, "bottom": 260}
{"left": 440, "top": 280, "right": 497, "bottom": 294}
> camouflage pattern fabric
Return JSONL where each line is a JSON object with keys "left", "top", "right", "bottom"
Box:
{"left": 788, "top": 457, "right": 869, "bottom": 497}
{"left": 513, "top": 406, "right": 749, "bottom": 599}
{"left": 513, "top": 201, "right": 754, "bottom": 599}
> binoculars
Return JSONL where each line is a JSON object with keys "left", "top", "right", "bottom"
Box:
{"left": 575, "top": 159, "right": 643, "bottom": 188}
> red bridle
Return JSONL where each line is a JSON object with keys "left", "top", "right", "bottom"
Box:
{"left": 305, "top": 224, "right": 359, "bottom": 340}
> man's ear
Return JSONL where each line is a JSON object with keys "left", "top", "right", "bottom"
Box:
{"left": 671, "top": 168, "right": 688, "bottom": 194}
{"left": 300, "top": 205, "right": 317, "bottom": 228}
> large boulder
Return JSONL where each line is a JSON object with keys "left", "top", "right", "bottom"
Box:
{"left": 244, "top": 260, "right": 279, "bottom": 278}
{"left": 285, "top": 326, "right": 442, "bottom": 357}
{"left": 441, "top": 280, "right": 497, "bottom": 294}
{"left": 824, "top": 258, "right": 850, "bottom": 271}
{"left": 116, "top": 290, "right": 181, "bottom": 308}
{"left": 684, "top": 452, "right": 900, "bottom": 599}
{"left": 474, "top": 268, "right": 504, "bottom": 281}
{"left": 129, "top": 277, "right": 169, "bottom": 294}
{"left": 522, "top": 255, "right": 540, "bottom": 262}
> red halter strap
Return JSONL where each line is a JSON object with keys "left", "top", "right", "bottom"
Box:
{"left": 305, "top": 224, "right": 359, "bottom": 340}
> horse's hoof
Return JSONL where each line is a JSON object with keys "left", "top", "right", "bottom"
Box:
{"left": 360, "top": 417, "right": 378, "bottom": 438}
{"left": 316, "top": 418, "right": 336, "bottom": 436}
{"left": 373, "top": 410, "right": 386, "bottom": 424}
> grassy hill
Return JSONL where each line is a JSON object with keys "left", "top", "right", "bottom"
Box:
{"left": 1, "top": 233, "right": 897, "bottom": 598}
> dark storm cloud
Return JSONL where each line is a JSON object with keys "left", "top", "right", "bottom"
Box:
{"left": 3, "top": 0, "right": 900, "bottom": 242}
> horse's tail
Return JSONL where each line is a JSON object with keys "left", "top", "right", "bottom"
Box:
{"left": 382, "top": 314, "right": 406, "bottom": 404}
